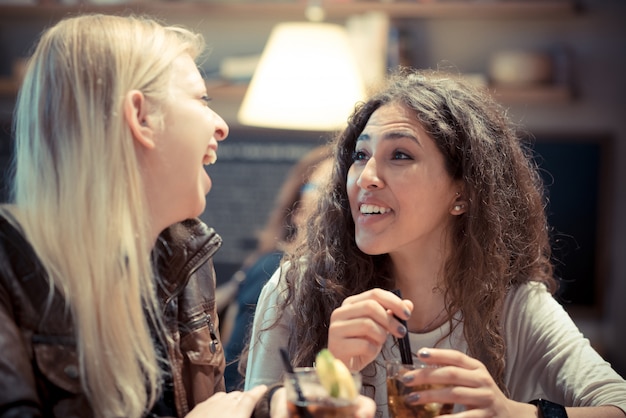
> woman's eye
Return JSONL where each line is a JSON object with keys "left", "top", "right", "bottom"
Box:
{"left": 200, "top": 95, "right": 212, "bottom": 106}
{"left": 393, "top": 150, "right": 412, "bottom": 160}
{"left": 351, "top": 150, "right": 367, "bottom": 162}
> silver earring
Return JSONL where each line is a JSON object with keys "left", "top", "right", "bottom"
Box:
{"left": 454, "top": 205, "right": 461, "bottom": 211}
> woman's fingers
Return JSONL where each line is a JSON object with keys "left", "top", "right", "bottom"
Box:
{"left": 342, "top": 288, "right": 413, "bottom": 321}
{"left": 417, "top": 347, "right": 485, "bottom": 371}
{"left": 400, "top": 348, "right": 489, "bottom": 389}
{"left": 185, "top": 385, "right": 268, "bottom": 418}
{"left": 334, "top": 289, "right": 412, "bottom": 337}
{"left": 268, "top": 387, "right": 288, "bottom": 418}
{"left": 402, "top": 363, "right": 484, "bottom": 390}
{"left": 403, "top": 348, "right": 513, "bottom": 414}
{"left": 354, "top": 394, "right": 377, "bottom": 418}
{"left": 330, "top": 316, "right": 389, "bottom": 345}
{"left": 327, "top": 288, "right": 413, "bottom": 371}
{"left": 239, "top": 384, "right": 269, "bottom": 407}
{"left": 327, "top": 332, "right": 382, "bottom": 367}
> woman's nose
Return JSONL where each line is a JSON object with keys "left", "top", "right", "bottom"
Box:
{"left": 213, "top": 111, "right": 229, "bottom": 142}
{"left": 356, "top": 158, "right": 383, "bottom": 189}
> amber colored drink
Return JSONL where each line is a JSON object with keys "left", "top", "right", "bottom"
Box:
{"left": 386, "top": 376, "right": 453, "bottom": 418}
{"left": 287, "top": 398, "right": 357, "bottom": 418}
{"left": 386, "top": 360, "right": 454, "bottom": 418}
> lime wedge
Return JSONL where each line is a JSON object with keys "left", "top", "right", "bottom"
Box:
{"left": 315, "top": 349, "right": 358, "bottom": 400}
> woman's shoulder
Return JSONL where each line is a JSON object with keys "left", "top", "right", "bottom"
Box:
{"left": 0, "top": 206, "right": 25, "bottom": 239}
{"left": 0, "top": 207, "right": 38, "bottom": 270}
{"left": 503, "top": 280, "right": 573, "bottom": 336}
{"left": 259, "top": 262, "right": 289, "bottom": 298}
{"left": 506, "top": 280, "right": 551, "bottom": 304}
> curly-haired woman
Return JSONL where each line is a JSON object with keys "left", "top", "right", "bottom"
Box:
{"left": 245, "top": 69, "right": 626, "bottom": 417}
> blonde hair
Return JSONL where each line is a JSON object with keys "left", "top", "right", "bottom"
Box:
{"left": 8, "top": 14, "right": 204, "bottom": 417}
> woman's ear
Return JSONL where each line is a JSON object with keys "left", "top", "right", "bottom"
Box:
{"left": 451, "top": 190, "right": 468, "bottom": 215}
{"left": 124, "top": 90, "right": 155, "bottom": 149}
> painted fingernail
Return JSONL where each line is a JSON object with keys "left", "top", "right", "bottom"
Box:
{"left": 418, "top": 348, "right": 430, "bottom": 358}
{"left": 405, "top": 392, "right": 420, "bottom": 403}
{"left": 403, "top": 309, "right": 411, "bottom": 319}
{"left": 401, "top": 374, "right": 414, "bottom": 383}
{"left": 397, "top": 324, "right": 407, "bottom": 336}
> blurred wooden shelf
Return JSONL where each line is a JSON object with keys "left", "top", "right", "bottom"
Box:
{"left": 0, "top": 80, "right": 576, "bottom": 128}
{"left": 0, "top": 79, "right": 18, "bottom": 98}
{"left": 205, "top": 81, "right": 575, "bottom": 126}
{"left": 0, "top": 1, "right": 577, "bottom": 21}
{"left": 490, "top": 84, "right": 573, "bottom": 104}
{"left": 209, "top": 81, "right": 575, "bottom": 105}
{"left": 0, "top": 77, "right": 574, "bottom": 107}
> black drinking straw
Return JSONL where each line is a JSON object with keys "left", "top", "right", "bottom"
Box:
{"left": 279, "top": 348, "right": 313, "bottom": 418}
{"left": 391, "top": 289, "right": 414, "bottom": 365}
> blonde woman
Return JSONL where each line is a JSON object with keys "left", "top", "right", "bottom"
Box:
{"left": 0, "top": 13, "right": 267, "bottom": 418}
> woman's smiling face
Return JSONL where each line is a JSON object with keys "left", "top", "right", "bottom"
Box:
{"left": 347, "top": 102, "right": 461, "bottom": 258}
{"left": 148, "top": 53, "right": 229, "bottom": 228}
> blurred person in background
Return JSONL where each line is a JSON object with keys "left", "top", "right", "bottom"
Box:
{"left": 221, "top": 144, "right": 333, "bottom": 391}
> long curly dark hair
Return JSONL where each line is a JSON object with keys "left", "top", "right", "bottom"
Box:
{"left": 277, "top": 68, "right": 555, "bottom": 393}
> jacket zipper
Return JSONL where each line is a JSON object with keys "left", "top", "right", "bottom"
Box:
{"left": 186, "top": 312, "right": 220, "bottom": 354}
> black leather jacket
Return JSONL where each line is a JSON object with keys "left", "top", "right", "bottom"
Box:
{"left": 0, "top": 216, "right": 225, "bottom": 418}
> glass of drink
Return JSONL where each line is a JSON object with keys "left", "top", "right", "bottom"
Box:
{"left": 386, "top": 359, "right": 454, "bottom": 418}
{"left": 284, "top": 367, "right": 362, "bottom": 418}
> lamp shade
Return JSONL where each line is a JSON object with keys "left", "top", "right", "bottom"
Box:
{"left": 237, "top": 22, "right": 366, "bottom": 131}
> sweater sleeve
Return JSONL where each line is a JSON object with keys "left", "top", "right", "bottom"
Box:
{"left": 504, "top": 282, "right": 626, "bottom": 413}
{"left": 244, "top": 267, "right": 291, "bottom": 391}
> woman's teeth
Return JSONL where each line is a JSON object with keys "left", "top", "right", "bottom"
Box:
{"left": 204, "top": 151, "right": 217, "bottom": 165}
{"left": 360, "top": 204, "right": 391, "bottom": 214}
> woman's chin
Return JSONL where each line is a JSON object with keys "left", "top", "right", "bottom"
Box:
{"left": 202, "top": 172, "right": 213, "bottom": 195}
{"left": 356, "top": 242, "right": 386, "bottom": 256}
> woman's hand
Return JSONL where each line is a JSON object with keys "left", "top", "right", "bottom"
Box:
{"left": 328, "top": 288, "right": 413, "bottom": 371}
{"left": 186, "top": 385, "right": 267, "bottom": 418}
{"left": 269, "top": 388, "right": 377, "bottom": 418}
{"left": 353, "top": 394, "right": 378, "bottom": 418}
{"left": 403, "top": 348, "right": 536, "bottom": 417}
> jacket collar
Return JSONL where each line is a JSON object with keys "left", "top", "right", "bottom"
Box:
{"left": 154, "top": 218, "right": 222, "bottom": 301}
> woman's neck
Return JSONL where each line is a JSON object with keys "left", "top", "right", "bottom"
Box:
{"left": 390, "top": 247, "right": 450, "bottom": 333}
